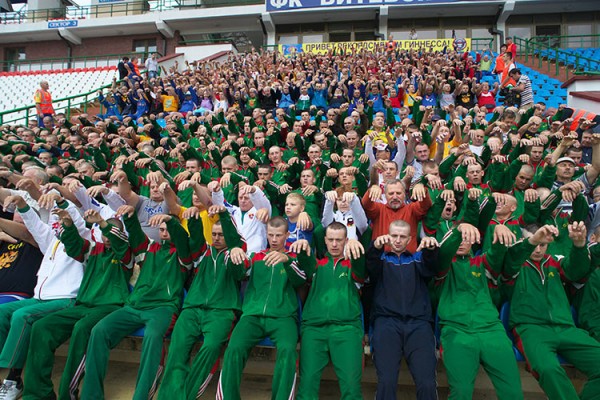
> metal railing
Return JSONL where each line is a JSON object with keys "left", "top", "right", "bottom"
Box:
{"left": 514, "top": 36, "right": 599, "bottom": 80}
{"left": 0, "top": 0, "right": 262, "bottom": 24}
{"left": 471, "top": 37, "right": 494, "bottom": 52}
{"left": 1, "top": 52, "right": 160, "bottom": 72}
{"left": 530, "top": 34, "right": 600, "bottom": 50}
{"left": 0, "top": 82, "right": 115, "bottom": 126}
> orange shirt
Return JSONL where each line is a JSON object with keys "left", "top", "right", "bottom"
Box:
{"left": 361, "top": 191, "right": 432, "bottom": 253}
{"left": 494, "top": 54, "right": 505, "bottom": 74}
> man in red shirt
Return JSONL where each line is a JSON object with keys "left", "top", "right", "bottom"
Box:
{"left": 506, "top": 37, "right": 517, "bottom": 59}
{"left": 361, "top": 179, "right": 431, "bottom": 253}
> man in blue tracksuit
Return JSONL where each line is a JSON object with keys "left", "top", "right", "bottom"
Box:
{"left": 366, "top": 220, "right": 439, "bottom": 400}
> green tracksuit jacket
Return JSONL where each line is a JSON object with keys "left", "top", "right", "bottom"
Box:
{"left": 436, "top": 229, "right": 508, "bottom": 332}
{"left": 61, "top": 222, "right": 133, "bottom": 307}
{"left": 125, "top": 214, "right": 193, "bottom": 311}
{"left": 183, "top": 212, "right": 246, "bottom": 311}
{"left": 240, "top": 250, "right": 306, "bottom": 318}
{"left": 301, "top": 252, "right": 365, "bottom": 327}
{"left": 503, "top": 238, "right": 591, "bottom": 328}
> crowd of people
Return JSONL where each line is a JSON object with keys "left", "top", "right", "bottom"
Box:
{"left": 1, "top": 44, "right": 600, "bottom": 400}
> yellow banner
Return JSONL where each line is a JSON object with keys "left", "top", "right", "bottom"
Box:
{"left": 279, "top": 38, "right": 471, "bottom": 55}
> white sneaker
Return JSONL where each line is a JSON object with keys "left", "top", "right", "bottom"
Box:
{"left": 0, "top": 379, "right": 22, "bottom": 400}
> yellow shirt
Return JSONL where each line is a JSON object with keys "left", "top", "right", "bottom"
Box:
{"left": 162, "top": 95, "right": 179, "bottom": 112}
{"left": 178, "top": 207, "right": 219, "bottom": 245}
{"left": 428, "top": 133, "right": 462, "bottom": 158}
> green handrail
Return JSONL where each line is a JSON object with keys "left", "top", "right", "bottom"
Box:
{"left": 514, "top": 36, "right": 599, "bottom": 81}
{"left": 0, "top": 81, "right": 116, "bottom": 126}
{"left": 471, "top": 37, "right": 495, "bottom": 52}
{"left": 530, "top": 34, "right": 600, "bottom": 49}
{"left": 0, "top": 0, "right": 262, "bottom": 24}
{"left": 1, "top": 52, "right": 162, "bottom": 72}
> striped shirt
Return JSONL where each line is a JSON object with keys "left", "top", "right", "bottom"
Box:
{"left": 517, "top": 74, "right": 534, "bottom": 106}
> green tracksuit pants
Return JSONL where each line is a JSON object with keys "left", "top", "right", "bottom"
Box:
{"left": 514, "top": 323, "right": 600, "bottom": 400}
{"left": 22, "top": 304, "right": 119, "bottom": 400}
{"left": 156, "top": 308, "right": 235, "bottom": 400}
{"left": 81, "top": 305, "right": 176, "bottom": 400}
{"left": 440, "top": 325, "right": 523, "bottom": 400}
{"left": 217, "top": 315, "right": 298, "bottom": 400}
{"left": 0, "top": 298, "right": 75, "bottom": 369}
{"left": 297, "top": 323, "right": 363, "bottom": 400}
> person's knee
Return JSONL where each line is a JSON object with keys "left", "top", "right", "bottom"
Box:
{"left": 275, "top": 341, "right": 297, "bottom": 358}
{"left": 199, "top": 340, "right": 223, "bottom": 357}
{"left": 10, "top": 307, "right": 34, "bottom": 327}
{"left": 532, "top": 360, "right": 564, "bottom": 380}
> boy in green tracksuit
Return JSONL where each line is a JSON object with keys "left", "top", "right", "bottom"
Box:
{"left": 292, "top": 222, "right": 366, "bottom": 400}
{"left": 503, "top": 222, "right": 600, "bottom": 400}
{"left": 575, "top": 226, "right": 600, "bottom": 341}
{"left": 156, "top": 206, "right": 246, "bottom": 400}
{"left": 23, "top": 209, "right": 132, "bottom": 400}
{"left": 436, "top": 223, "right": 523, "bottom": 400}
{"left": 81, "top": 206, "right": 193, "bottom": 400}
{"left": 217, "top": 216, "right": 306, "bottom": 400}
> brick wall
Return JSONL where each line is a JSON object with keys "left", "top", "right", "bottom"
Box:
{"left": 0, "top": 31, "right": 181, "bottom": 65}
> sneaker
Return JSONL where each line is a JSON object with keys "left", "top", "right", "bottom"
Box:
{"left": 0, "top": 379, "right": 23, "bottom": 400}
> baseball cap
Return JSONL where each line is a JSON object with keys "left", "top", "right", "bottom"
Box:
{"left": 185, "top": 91, "right": 192, "bottom": 96}
{"left": 431, "top": 115, "right": 442, "bottom": 122}
{"left": 375, "top": 143, "right": 391, "bottom": 152}
{"left": 556, "top": 157, "right": 576, "bottom": 165}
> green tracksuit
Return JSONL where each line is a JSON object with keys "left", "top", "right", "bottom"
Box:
{"left": 503, "top": 239, "right": 600, "bottom": 400}
{"left": 575, "top": 243, "right": 600, "bottom": 341}
{"left": 23, "top": 222, "right": 132, "bottom": 400}
{"left": 157, "top": 213, "right": 246, "bottom": 400}
{"left": 436, "top": 229, "right": 523, "bottom": 400}
{"left": 297, "top": 251, "right": 365, "bottom": 400}
{"left": 217, "top": 249, "right": 306, "bottom": 400}
{"left": 82, "top": 215, "right": 192, "bottom": 400}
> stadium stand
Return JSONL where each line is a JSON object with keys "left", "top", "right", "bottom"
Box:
{"left": 0, "top": 66, "right": 117, "bottom": 120}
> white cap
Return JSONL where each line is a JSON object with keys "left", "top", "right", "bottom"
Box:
{"left": 556, "top": 156, "right": 576, "bottom": 165}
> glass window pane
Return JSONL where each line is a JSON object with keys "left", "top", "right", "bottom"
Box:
{"left": 471, "top": 28, "right": 492, "bottom": 39}
{"left": 507, "top": 26, "right": 531, "bottom": 40}
{"left": 303, "top": 34, "right": 324, "bottom": 43}
{"left": 444, "top": 29, "right": 466, "bottom": 39}
{"left": 278, "top": 35, "right": 299, "bottom": 45}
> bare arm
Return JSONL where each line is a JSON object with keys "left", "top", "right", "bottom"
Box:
{"left": 0, "top": 218, "right": 37, "bottom": 247}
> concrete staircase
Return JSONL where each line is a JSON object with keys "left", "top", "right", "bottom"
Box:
{"left": 1, "top": 337, "right": 585, "bottom": 399}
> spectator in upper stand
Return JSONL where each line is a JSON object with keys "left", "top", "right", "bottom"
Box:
{"left": 126, "top": 56, "right": 141, "bottom": 82}
{"left": 509, "top": 69, "right": 534, "bottom": 110}
{"left": 308, "top": 81, "right": 328, "bottom": 111}
{"left": 506, "top": 37, "right": 517, "bottom": 59}
{"left": 500, "top": 51, "right": 517, "bottom": 89}
{"left": 178, "top": 91, "right": 198, "bottom": 115}
{"left": 96, "top": 90, "right": 123, "bottom": 121}
{"left": 494, "top": 44, "right": 508, "bottom": 82}
{"left": 117, "top": 56, "right": 129, "bottom": 80}
{"left": 198, "top": 89, "right": 215, "bottom": 112}
{"left": 480, "top": 51, "right": 493, "bottom": 77}
{"left": 258, "top": 86, "right": 279, "bottom": 114}
{"left": 144, "top": 53, "right": 159, "bottom": 80}
{"left": 476, "top": 81, "right": 499, "bottom": 113}
{"left": 367, "top": 79, "right": 385, "bottom": 114}
{"left": 34, "top": 81, "right": 54, "bottom": 128}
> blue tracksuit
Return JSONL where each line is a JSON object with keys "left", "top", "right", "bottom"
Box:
{"left": 366, "top": 246, "right": 438, "bottom": 400}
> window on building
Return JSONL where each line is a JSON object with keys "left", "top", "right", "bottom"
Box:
{"left": 329, "top": 32, "right": 351, "bottom": 43}
{"left": 355, "top": 31, "right": 376, "bottom": 41}
{"left": 279, "top": 35, "right": 300, "bottom": 45}
{"left": 567, "top": 25, "right": 592, "bottom": 48}
{"left": 132, "top": 39, "right": 157, "bottom": 60}
{"left": 4, "top": 48, "right": 25, "bottom": 72}
{"left": 444, "top": 29, "right": 467, "bottom": 39}
{"left": 507, "top": 26, "right": 531, "bottom": 41}
{"left": 302, "top": 34, "right": 324, "bottom": 44}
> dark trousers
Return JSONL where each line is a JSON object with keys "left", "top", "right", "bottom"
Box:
{"left": 372, "top": 317, "right": 437, "bottom": 400}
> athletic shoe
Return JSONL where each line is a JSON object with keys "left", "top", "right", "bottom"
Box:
{"left": 0, "top": 379, "right": 23, "bottom": 400}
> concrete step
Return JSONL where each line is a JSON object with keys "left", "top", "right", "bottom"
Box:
{"left": 4, "top": 338, "right": 579, "bottom": 399}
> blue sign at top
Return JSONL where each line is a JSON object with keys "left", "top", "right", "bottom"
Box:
{"left": 48, "top": 20, "right": 78, "bottom": 28}
{"left": 267, "top": 0, "right": 458, "bottom": 12}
